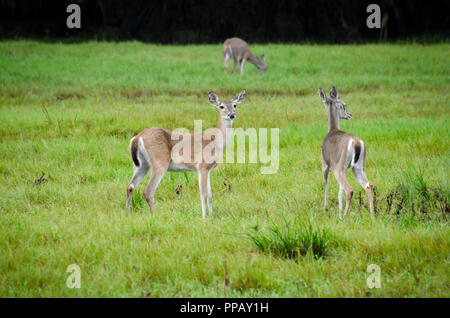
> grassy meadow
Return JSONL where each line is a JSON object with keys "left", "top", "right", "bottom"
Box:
{"left": 0, "top": 41, "right": 449, "bottom": 297}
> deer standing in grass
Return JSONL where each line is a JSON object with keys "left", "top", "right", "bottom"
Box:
{"left": 319, "top": 86, "right": 375, "bottom": 220}
{"left": 126, "top": 89, "right": 247, "bottom": 218}
{"left": 222, "top": 37, "right": 267, "bottom": 75}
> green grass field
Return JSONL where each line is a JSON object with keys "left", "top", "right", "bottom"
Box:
{"left": 0, "top": 41, "right": 449, "bottom": 297}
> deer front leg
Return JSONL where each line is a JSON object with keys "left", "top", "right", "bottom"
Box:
{"left": 322, "top": 160, "right": 330, "bottom": 210}
{"left": 338, "top": 185, "right": 344, "bottom": 219}
{"left": 206, "top": 170, "right": 213, "bottom": 216}
{"left": 343, "top": 185, "right": 354, "bottom": 220}
{"left": 198, "top": 170, "right": 208, "bottom": 219}
{"left": 240, "top": 57, "right": 247, "bottom": 75}
{"left": 335, "top": 171, "right": 353, "bottom": 220}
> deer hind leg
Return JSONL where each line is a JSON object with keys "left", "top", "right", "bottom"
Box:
{"left": 232, "top": 56, "right": 239, "bottom": 74}
{"left": 224, "top": 57, "right": 229, "bottom": 74}
{"left": 322, "top": 159, "right": 330, "bottom": 210}
{"left": 223, "top": 49, "right": 231, "bottom": 74}
{"left": 240, "top": 57, "right": 247, "bottom": 75}
{"left": 334, "top": 170, "right": 353, "bottom": 220}
{"left": 126, "top": 163, "right": 150, "bottom": 214}
{"left": 126, "top": 140, "right": 151, "bottom": 214}
{"left": 144, "top": 165, "right": 168, "bottom": 213}
{"left": 353, "top": 166, "right": 375, "bottom": 218}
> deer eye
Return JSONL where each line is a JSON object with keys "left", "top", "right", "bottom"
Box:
{"left": 219, "top": 106, "right": 224, "bottom": 109}
{"left": 233, "top": 104, "right": 237, "bottom": 108}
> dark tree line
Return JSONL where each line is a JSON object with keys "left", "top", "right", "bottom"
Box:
{"left": 0, "top": 0, "right": 448, "bottom": 43}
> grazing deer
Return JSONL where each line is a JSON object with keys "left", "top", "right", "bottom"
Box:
{"left": 222, "top": 37, "right": 267, "bottom": 75}
{"left": 318, "top": 86, "right": 375, "bottom": 220}
{"left": 126, "top": 89, "right": 247, "bottom": 218}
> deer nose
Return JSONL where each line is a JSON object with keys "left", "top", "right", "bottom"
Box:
{"left": 229, "top": 113, "right": 235, "bottom": 119}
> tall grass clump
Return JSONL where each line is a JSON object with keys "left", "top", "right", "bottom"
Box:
{"left": 248, "top": 216, "right": 334, "bottom": 259}
{"left": 385, "top": 168, "right": 449, "bottom": 220}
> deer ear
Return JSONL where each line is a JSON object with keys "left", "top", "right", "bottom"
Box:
{"left": 261, "top": 54, "right": 265, "bottom": 63}
{"left": 329, "top": 86, "right": 339, "bottom": 100}
{"left": 232, "top": 89, "right": 246, "bottom": 104}
{"left": 208, "top": 92, "right": 221, "bottom": 107}
{"left": 318, "top": 88, "right": 328, "bottom": 103}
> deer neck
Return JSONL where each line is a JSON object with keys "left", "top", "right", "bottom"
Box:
{"left": 248, "top": 53, "right": 264, "bottom": 71}
{"left": 217, "top": 117, "right": 233, "bottom": 150}
{"left": 327, "top": 105, "right": 340, "bottom": 131}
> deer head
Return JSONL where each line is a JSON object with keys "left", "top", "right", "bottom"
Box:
{"left": 208, "top": 89, "right": 246, "bottom": 121}
{"left": 319, "top": 86, "right": 352, "bottom": 120}
{"left": 257, "top": 55, "right": 267, "bottom": 75}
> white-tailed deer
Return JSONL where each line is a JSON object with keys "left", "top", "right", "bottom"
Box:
{"left": 319, "top": 86, "right": 375, "bottom": 220}
{"left": 126, "top": 89, "right": 247, "bottom": 218}
{"left": 222, "top": 37, "right": 267, "bottom": 75}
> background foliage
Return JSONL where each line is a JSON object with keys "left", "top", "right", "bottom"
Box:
{"left": 1, "top": 0, "right": 449, "bottom": 43}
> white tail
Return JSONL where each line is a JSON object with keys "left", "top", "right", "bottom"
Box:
{"left": 126, "top": 89, "right": 247, "bottom": 218}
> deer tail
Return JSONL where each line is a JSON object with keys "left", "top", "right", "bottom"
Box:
{"left": 353, "top": 139, "right": 362, "bottom": 164}
{"left": 130, "top": 137, "right": 140, "bottom": 167}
